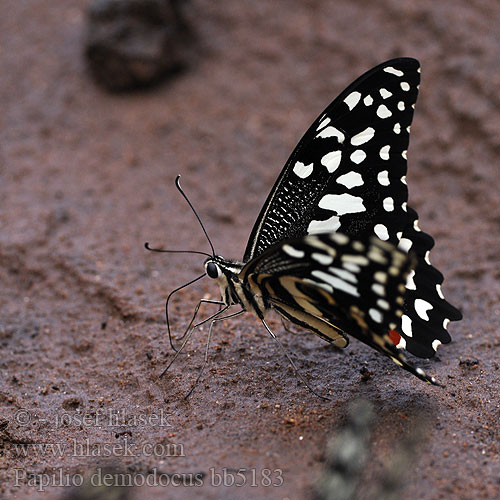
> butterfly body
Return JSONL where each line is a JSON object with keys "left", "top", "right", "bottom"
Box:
{"left": 204, "top": 257, "right": 257, "bottom": 312}
{"left": 156, "top": 57, "right": 462, "bottom": 391}
{"left": 205, "top": 229, "right": 426, "bottom": 380}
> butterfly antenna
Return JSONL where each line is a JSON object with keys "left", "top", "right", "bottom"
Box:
{"left": 175, "top": 175, "right": 216, "bottom": 257}
{"left": 144, "top": 242, "right": 212, "bottom": 258}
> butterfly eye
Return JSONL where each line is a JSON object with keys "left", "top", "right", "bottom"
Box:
{"left": 206, "top": 262, "right": 220, "bottom": 279}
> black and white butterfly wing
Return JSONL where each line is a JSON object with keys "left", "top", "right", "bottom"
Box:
{"left": 394, "top": 207, "right": 462, "bottom": 357}
{"left": 241, "top": 232, "right": 439, "bottom": 385}
{"left": 243, "top": 58, "right": 461, "bottom": 359}
{"left": 243, "top": 58, "right": 419, "bottom": 260}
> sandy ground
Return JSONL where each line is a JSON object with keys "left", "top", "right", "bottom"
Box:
{"left": 1, "top": 1, "right": 499, "bottom": 499}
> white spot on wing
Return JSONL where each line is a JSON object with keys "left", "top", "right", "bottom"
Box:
{"left": 311, "top": 253, "right": 334, "bottom": 265}
{"left": 406, "top": 270, "right": 416, "bottom": 290}
{"left": 319, "top": 194, "right": 366, "bottom": 215}
{"left": 384, "top": 66, "right": 404, "bottom": 77}
{"left": 351, "top": 127, "right": 375, "bottom": 146}
{"left": 369, "top": 308, "right": 383, "bottom": 323}
{"left": 316, "top": 127, "right": 345, "bottom": 143}
{"left": 337, "top": 172, "right": 364, "bottom": 189}
{"left": 330, "top": 233, "right": 349, "bottom": 244}
{"left": 321, "top": 150, "right": 342, "bottom": 172}
{"left": 343, "top": 262, "right": 360, "bottom": 273}
{"left": 363, "top": 95, "right": 373, "bottom": 106}
{"left": 415, "top": 299, "right": 433, "bottom": 321}
{"left": 317, "top": 117, "right": 331, "bottom": 130}
{"left": 311, "top": 270, "right": 359, "bottom": 297}
{"left": 369, "top": 248, "right": 388, "bottom": 265}
{"left": 424, "top": 250, "right": 431, "bottom": 265}
{"left": 307, "top": 237, "right": 338, "bottom": 255}
{"left": 393, "top": 122, "right": 401, "bottom": 134}
{"left": 377, "top": 299, "right": 390, "bottom": 310}
{"left": 401, "top": 314, "right": 413, "bottom": 337}
{"left": 383, "top": 197, "right": 394, "bottom": 211}
{"left": 432, "top": 339, "right": 442, "bottom": 351}
{"left": 377, "top": 170, "right": 390, "bottom": 186}
{"left": 282, "top": 244, "right": 305, "bottom": 259}
{"left": 379, "top": 145, "right": 390, "bottom": 160}
{"left": 342, "top": 255, "right": 369, "bottom": 266}
{"left": 398, "top": 237, "right": 413, "bottom": 253}
{"left": 350, "top": 150, "right": 366, "bottom": 164}
{"left": 413, "top": 219, "right": 421, "bottom": 232}
{"left": 377, "top": 104, "right": 392, "bottom": 119}
{"left": 443, "top": 318, "right": 450, "bottom": 329}
{"left": 400, "top": 82, "right": 410, "bottom": 91}
{"left": 374, "top": 223, "right": 389, "bottom": 241}
{"left": 436, "top": 284, "right": 444, "bottom": 299}
{"left": 372, "top": 283, "right": 385, "bottom": 296}
{"left": 352, "top": 241, "right": 364, "bottom": 252}
{"left": 307, "top": 215, "right": 341, "bottom": 234}
{"left": 293, "top": 161, "right": 314, "bottom": 179}
{"left": 344, "top": 91, "right": 361, "bottom": 110}
{"left": 379, "top": 88, "right": 392, "bottom": 99}
{"left": 330, "top": 267, "right": 357, "bottom": 284}
{"left": 396, "top": 337, "right": 407, "bottom": 349}
{"left": 398, "top": 101, "right": 405, "bottom": 111}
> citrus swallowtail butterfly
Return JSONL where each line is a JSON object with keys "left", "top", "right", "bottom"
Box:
{"left": 150, "top": 58, "right": 462, "bottom": 394}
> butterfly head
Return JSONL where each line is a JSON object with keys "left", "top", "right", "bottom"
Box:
{"left": 204, "top": 256, "right": 243, "bottom": 279}
{"left": 204, "top": 259, "right": 223, "bottom": 279}
{"left": 204, "top": 256, "right": 244, "bottom": 306}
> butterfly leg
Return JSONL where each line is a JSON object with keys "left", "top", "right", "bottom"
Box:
{"left": 280, "top": 316, "right": 298, "bottom": 335}
{"left": 184, "top": 308, "right": 245, "bottom": 399}
{"left": 159, "top": 303, "right": 230, "bottom": 378}
{"left": 175, "top": 298, "right": 226, "bottom": 344}
{"left": 261, "top": 319, "right": 330, "bottom": 401}
{"left": 165, "top": 273, "right": 206, "bottom": 352}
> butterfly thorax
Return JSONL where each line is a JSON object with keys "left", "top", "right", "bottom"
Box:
{"left": 204, "top": 256, "right": 267, "bottom": 316}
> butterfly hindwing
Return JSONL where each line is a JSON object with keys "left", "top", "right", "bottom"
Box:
{"left": 241, "top": 232, "right": 439, "bottom": 384}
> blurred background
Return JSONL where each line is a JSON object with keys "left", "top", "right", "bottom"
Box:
{"left": 1, "top": 1, "right": 499, "bottom": 499}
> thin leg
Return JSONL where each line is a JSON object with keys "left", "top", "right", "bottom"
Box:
{"left": 261, "top": 318, "right": 330, "bottom": 401}
{"left": 281, "top": 316, "right": 296, "bottom": 334}
{"left": 175, "top": 298, "right": 225, "bottom": 344}
{"left": 159, "top": 304, "right": 230, "bottom": 379}
{"left": 184, "top": 309, "right": 245, "bottom": 399}
{"left": 165, "top": 273, "right": 205, "bottom": 352}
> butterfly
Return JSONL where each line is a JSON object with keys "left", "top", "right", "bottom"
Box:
{"left": 147, "top": 57, "right": 462, "bottom": 396}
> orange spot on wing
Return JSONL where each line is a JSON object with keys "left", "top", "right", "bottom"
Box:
{"left": 389, "top": 329, "right": 401, "bottom": 346}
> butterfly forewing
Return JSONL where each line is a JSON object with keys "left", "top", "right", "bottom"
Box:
{"left": 243, "top": 57, "right": 461, "bottom": 360}
{"left": 244, "top": 58, "right": 419, "bottom": 261}
{"left": 395, "top": 207, "right": 462, "bottom": 357}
